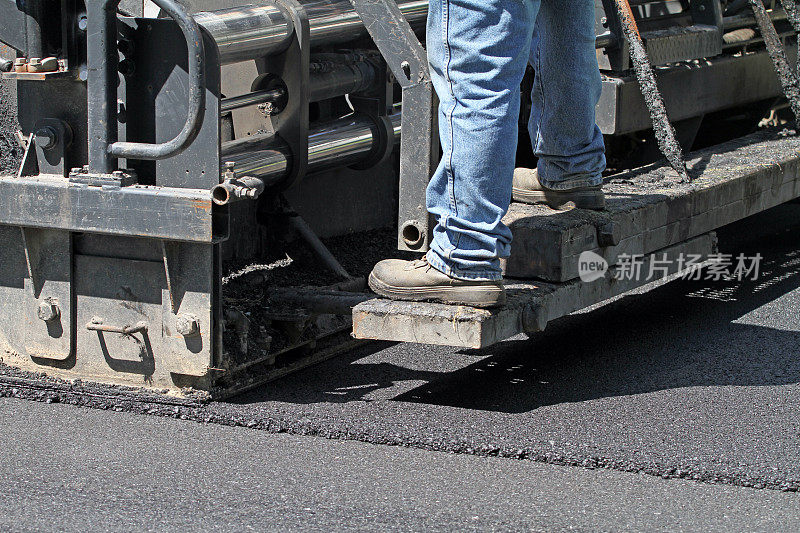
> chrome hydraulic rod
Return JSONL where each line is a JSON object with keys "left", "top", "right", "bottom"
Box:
{"left": 194, "top": 0, "right": 428, "bottom": 64}
{"left": 221, "top": 88, "right": 284, "bottom": 113}
{"left": 220, "top": 58, "right": 376, "bottom": 114}
{"left": 220, "top": 112, "right": 401, "bottom": 187}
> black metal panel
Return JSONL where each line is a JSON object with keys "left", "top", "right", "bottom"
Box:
{"left": 17, "top": 78, "right": 88, "bottom": 172}
{"left": 596, "top": 48, "right": 797, "bottom": 135}
{"left": 122, "top": 17, "right": 221, "bottom": 190}
{"left": 0, "top": 0, "right": 30, "bottom": 52}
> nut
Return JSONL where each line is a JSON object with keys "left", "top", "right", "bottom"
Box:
{"left": 13, "top": 58, "right": 27, "bottom": 73}
{"left": 37, "top": 299, "right": 60, "bottom": 322}
{"left": 34, "top": 126, "right": 58, "bottom": 150}
{"left": 175, "top": 314, "right": 201, "bottom": 337}
{"left": 26, "top": 58, "right": 42, "bottom": 73}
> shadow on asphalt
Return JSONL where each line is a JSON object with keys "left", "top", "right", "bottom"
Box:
{"left": 234, "top": 205, "right": 800, "bottom": 412}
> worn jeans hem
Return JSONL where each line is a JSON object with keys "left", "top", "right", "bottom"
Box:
{"left": 537, "top": 172, "right": 603, "bottom": 191}
{"left": 426, "top": 249, "right": 504, "bottom": 282}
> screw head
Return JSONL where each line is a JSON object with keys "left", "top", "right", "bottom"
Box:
{"left": 37, "top": 299, "right": 60, "bottom": 322}
{"left": 175, "top": 314, "right": 201, "bottom": 337}
{"left": 34, "top": 126, "right": 57, "bottom": 150}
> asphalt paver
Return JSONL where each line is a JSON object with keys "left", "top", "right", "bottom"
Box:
{"left": 2, "top": 206, "right": 800, "bottom": 496}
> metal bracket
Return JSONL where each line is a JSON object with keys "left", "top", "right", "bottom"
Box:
{"left": 347, "top": 0, "right": 439, "bottom": 252}
{"left": 33, "top": 119, "right": 73, "bottom": 177}
{"left": 68, "top": 166, "right": 138, "bottom": 188}
{"left": 254, "top": 0, "right": 311, "bottom": 190}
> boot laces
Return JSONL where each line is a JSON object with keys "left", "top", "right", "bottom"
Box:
{"left": 409, "top": 256, "right": 433, "bottom": 272}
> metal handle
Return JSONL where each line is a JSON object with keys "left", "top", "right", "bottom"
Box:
{"left": 107, "top": 0, "right": 206, "bottom": 161}
{"left": 87, "top": 318, "right": 148, "bottom": 335}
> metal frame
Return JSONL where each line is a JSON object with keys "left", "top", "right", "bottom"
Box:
{"left": 252, "top": 0, "right": 311, "bottom": 190}
{"left": 347, "top": 0, "right": 439, "bottom": 252}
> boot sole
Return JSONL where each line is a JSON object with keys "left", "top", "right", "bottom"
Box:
{"left": 512, "top": 186, "right": 605, "bottom": 210}
{"left": 368, "top": 273, "right": 505, "bottom": 309}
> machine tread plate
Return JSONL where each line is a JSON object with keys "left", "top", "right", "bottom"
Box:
{"left": 502, "top": 130, "right": 800, "bottom": 281}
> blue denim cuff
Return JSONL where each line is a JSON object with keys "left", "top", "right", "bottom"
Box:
{"left": 425, "top": 249, "right": 504, "bottom": 282}
{"left": 538, "top": 164, "right": 603, "bottom": 191}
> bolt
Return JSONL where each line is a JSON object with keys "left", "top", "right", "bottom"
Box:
{"left": 78, "top": 15, "right": 88, "bottom": 31}
{"left": 118, "top": 59, "right": 135, "bottom": 76}
{"left": 400, "top": 61, "right": 412, "bottom": 80}
{"left": 597, "top": 222, "right": 620, "bottom": 247}
{"left": 522, "top": 303, "right": 547, "bottom": 333}
{"left": 175, "top": 314, "right": 201, "bottom": 337}
{"left": 14, "top": 58, "right": 27, "bottom": 73}
{"left": 223, "top": 161, "right": 236, "bottom": 180}
{"left": 34, "top": 126, "right": 58, "bottom": 150}
{"left": 37, "top": 298, "right": 60, "bottom": 322}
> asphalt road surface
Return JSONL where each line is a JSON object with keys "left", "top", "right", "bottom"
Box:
{"left": 2, "top": 205, "right": 800, "bottom": 531}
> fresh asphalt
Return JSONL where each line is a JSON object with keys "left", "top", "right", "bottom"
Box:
{"left": 1, "top": 205, "right": 800, "bottom": 531}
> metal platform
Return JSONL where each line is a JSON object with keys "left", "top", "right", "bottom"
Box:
{"left": 352, "top": 130, "right": 800, "bottom": 348}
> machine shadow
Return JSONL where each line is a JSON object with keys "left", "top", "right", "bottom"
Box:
{"left": 391, "top": 213, "right": 800, "bottom": 413}
{"left": 234, "top": 206, "right": 800, "bottom": 412}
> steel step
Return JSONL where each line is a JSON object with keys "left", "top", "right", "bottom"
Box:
{"left": 353, "top": 233, "right": 716, "bottom": 348}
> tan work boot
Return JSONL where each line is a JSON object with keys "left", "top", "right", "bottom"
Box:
{"left": 513, "top": 167, "right": 605, "bottom": 210}
{"left": 368, "top": 257, "right": 506, "bottom": 308}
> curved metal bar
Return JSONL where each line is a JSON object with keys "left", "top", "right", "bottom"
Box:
{"left": 108, "top": 0, "right": 206, "bottom": 161}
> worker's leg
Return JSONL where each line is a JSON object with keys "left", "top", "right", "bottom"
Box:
{"left": 424, "top": 0, "right": 538, "bottom": 281}
{"left": 368, "top": 0, "right": 537, "bottom": 307}
{"left": 527, "top": 0, "right": 606, "bottom": 190}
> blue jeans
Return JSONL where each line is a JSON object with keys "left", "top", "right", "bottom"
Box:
{"left": 425, "top": 0, "right": 606, "bottom": 281}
